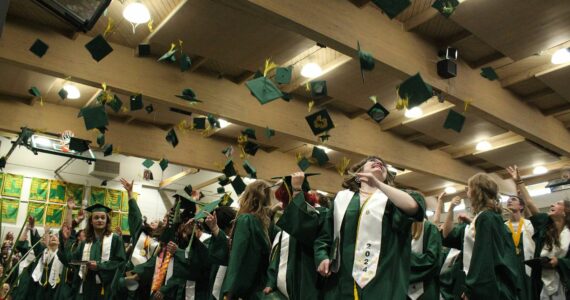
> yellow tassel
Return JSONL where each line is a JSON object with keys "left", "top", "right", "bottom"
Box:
{"left": 263, "top": 58, "right": 278, "bottom": 77}
{"left": 103, "top": 17, "right": 114, "bottom": 38}
{"left": 147, "top": 19, "right": 154, "bottom": 33}
{"left": 336, "top": 157, "right": 350, "bottom": 176}
{"left": 464, "top": 99, "right": 472, "bottom": 113}
{"left": 308, "top": 100, "right": 315, "bottom": 113}
{"left": 369, "top": 95, "right": 377, "bottom": 104}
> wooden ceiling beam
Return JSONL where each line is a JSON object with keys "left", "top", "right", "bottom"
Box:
{"left": 189, "top": 56, "right": 208, "bottom": 72}
{"left": 281, "top": 53, "right": 352, "bottom": 94}
{"left": 404, "top": 8, "right": 439, "bottom": 32}
{"left": 446, "top": 132, "right": 525, "bottom": 159}
{"left": 223, "top": 0, "right": 570, "bottom": 157}
{"left": 159, "top": 168, "right": 200, "bottom": 189}
{"left": 522, "top": 88, "right": 555, "bottom": 103}
{"left": 542, "top": 103, "right": 570, "bottom": 117}
{"left": 381, "top": 101, "right": 455, "bottom": 131}
{"left": 469, "top": 52, "right": 506, "bottom": 69}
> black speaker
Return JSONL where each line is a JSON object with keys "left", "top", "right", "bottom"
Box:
{"left": 437, "top": 59, "right": 457, "bottom": 79}
{"left": 137, "top": 44, "right": 151, "bottom": 57}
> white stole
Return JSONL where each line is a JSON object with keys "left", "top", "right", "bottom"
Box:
{"left": 408, "top": 221, "right": 425, "bottom": 300}
{"left": 440, "top": 248, "right": 461, "bottom": 275}
{"left": 212, "top": 233, "right": 228, "bottom": 300}
{"left": 184, "top": 233, "right": 212, "bottom": 299}
{"left": 31, "top": 248, "right": 63, "bottom": 288}
{"left": 540, "top": 228, "right": 570, "bottom": 296}
{"left": 462, "top": 213, "right": 480, "bottom": 275}
{"left": 79, "top": 234, "right": 113, "bottom": 294}
{"left": 273, "top": 231, "right": 290, "bottom": 299}
{"left": 131, "top": 232, "right": 159, "bottom": 266}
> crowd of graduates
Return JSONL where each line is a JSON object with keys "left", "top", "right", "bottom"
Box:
{"left": 0, "top": 156, "right": 570, "bottom": 300}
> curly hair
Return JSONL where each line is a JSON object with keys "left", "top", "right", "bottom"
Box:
{"left": 544, "top": 200, "right": 570, "bottom": 251}
{"left": 342, "top": 156, "right": 395, "bottom": 192}
{"left": 468, "top": 173, "right": 502, "bottom": 215}
{"left": 234, "top": 180, "right": 272, "bottom": 239}
{"left": 85, "top": 212, "right": 113, "bottom": 243}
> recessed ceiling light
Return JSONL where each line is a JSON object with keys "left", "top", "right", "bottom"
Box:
{"left": 551, "top": 48, "right": 570, "bottom": 65}
{"left": 533, "top": 166, "right": 548, "bottom": 175}
{"left": 404, "top": 107, "right": 423, "bottom": 118}
{"left": 123, "top": 1, "right": 151, "bottom": 33}
{"left": 475, "top": 141, "right": 492, "bottom": 151}
{"left": 301, "top": 63, "right": 322, "bottom": 78}
{"left": 218, "top": 119, "right": 231, "bottom": 129}
{"left": 444, "top": 186, "right": 457, "bottom": 194}
{"left": 63, "top": 84, "right": 81, "bottom": 99}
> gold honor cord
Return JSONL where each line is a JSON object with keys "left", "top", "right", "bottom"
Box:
{"left": 507, "top": 218, "right": 525, "bottom": 255}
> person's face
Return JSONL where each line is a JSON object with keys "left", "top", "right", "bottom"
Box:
{"left": 78, "top": 231, "right": 86, "bottom": 242}
{"left": 361, "top": 158, "right": 387, "bottom": 181}
{"left": 150, "top": 220, "right": 159, "bottom": 230}
{"left": 507, "top": 197, "right": 523, "bottom": 212}
{"left": 163, "top": 213, "right": 169, "bottom": 225}
{"left": 49, "top": 234, "right": 59, "bottom": 247}
{"left": 6, "top": 232, "right": 13, "bottom": 241}
{"left": 91, "top": 212, "right": 108, "bottom": 230}
{"left": 548, "top": 200, "right": 566, "bottom": 217}
{"left": 2, "top": 283, "right": 8, "bottom": 293}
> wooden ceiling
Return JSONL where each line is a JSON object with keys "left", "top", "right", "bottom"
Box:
{"left": 2, "top": 0, "right": 570, "bottom": 197}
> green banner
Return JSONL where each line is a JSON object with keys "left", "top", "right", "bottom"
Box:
{"left": 29, "top": 178, "right": 49, "bottom": 201}
{"left": 106, "top": 189, "right": 123, "bottom": 211}
{"left": 45, "top": 204, "right": 64, "bottom": 227}
{"left": 121, "top": 191, "right": 135, "bottom": 213}
{"left": 90, "top": 187, "right": 106, "bottom": 206}
{"left": 0, "top": 174, "right": 4, "bottom": 194}
{"left": 121, "top": 213, "right": 130, "bottom": 235}
{"left": 1, "top": 173, "right": 23, "bottom": 198}
{"left": 28, "top": 202, "right": 46, "bottom": 224}
{"left": 65, "top": 183, "right": 84, "bottom": 207}
{"left": 110, "top": 212, "right": 121, "bottom": 231}
{"left": 1, "top": 199, "right": 20, "bottom": 223}
{"left": 49, "top": 180, "right": 67, "bottom": 203}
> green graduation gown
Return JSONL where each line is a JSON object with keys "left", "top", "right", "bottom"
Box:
{"left": 266, "top": 193, "right": 328, "bottom": 300}
{"left": 438, "top": 247, "right": 464, "bottom": 300}
{"left": 54, "top": 232, "right": 81, "bottom": 300}
{"left": 408, "top": 221, "right": 441, "bottom": 300}
{"left": 26, "top": 228, "right": 62, "bottom": 300}
{"left": 212, "top": 213, "right": 270, "bottom": 300}
{"left": 10, "top": 239, "right": 35, "bottom": 300}
{"left": 314, "top": 191, "right": 426, "bottom": 299}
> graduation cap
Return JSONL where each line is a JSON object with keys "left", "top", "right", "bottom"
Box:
{"left": 29, "top": 86, "right": 41, "bottom": 97}
{"left": 145, "top": 104, "right": 154, "bottom": 114}
{"left": 69, "top": 137, "right": 91, "bottom": 152}
{"left": 85, "top": 35, "right": 113, "bottom": 62}
{"left": 159, "top": 158, "right": 169, "bottom": 171}
{"left": 241, "top": 128, "right": 256, "bottom": 140}
{"left": 137, "top": 44, "right": 151, "bottom": 57}
{"left": 58, "top": 88, "right": 68, "bottom": 100}
{"left": 184, "top": 184, "right": 193, "bottom": 196}
{"left": 219, "top": 193, "right": 233, "bottom": 207}
{"left": 372, "top": 0, "right": 411, "bottom": 19}
{"left": 130, "top": 94, "right": 143, "bottom": 111}
{"left": 231, "top": 176, "right": 247, "bottom": 196}
{"left": 398, "top": 73, "right": 433, "bottom": 108}
{"left": 443, "top": 109, "right": 465, "bottom": 133}
{"left": 218, "top": 175, "right": 231, "bottom": 186}
{"left": 194, "top": 199, "right": 222, "bottom": 220}
{"left": 311, "top": 146, "right": 329, "bottom": 166}
{"left": 271, "top": 173, "right": 320, "bottom": 193}
{"left": 180, "top": 54, "right": 192, "bottom": 72}
{"left": 192, "top": 117, "right": 207, "bottom": 130}
{"left": 175, "top": 89, "right": 203, "bottom": 103}
{"left": 107, "top": 95, "right": 123, "bottom": 113}
{"left": 207, "top": 114, "right": 220, "bottom": 129}
{"left": 245, "top": 76, "right": 283, "bottom": 105}
{"left": 367, "top": 102, "right": 390, "bottom": 123}
{"left": 297, "top": 157, "right": 310, "bottom": 172}
{"left": 242, "top": 160, "right": 257, "bottom": 178}
{"left": 480, "top": 67, "right": 499, "bottom": 81}
{"left": 165, "top": 129, "right": 179, "bottom": 148}
{"left": 101, "top": 180, "right": 108, "bottom": 187}
{"left": 217, "top": 187, "right": 225, "bottom": 194}
{"left": 85, "top": 203, "right": 112, "bottom": 213}
{"left": 96, "top": 133, "right": 105, "bottom": 147}
{"left": 306, "top": 109, "right": 335, "bottom": 136}
{"left": 358, "top": 42, "right": 375, "bottom": 83}
{"left": 158, "top": 46, "right": 177, "bottom": 62}
{"left": 102, "top": 144, "right": 113, "bottom": 156}
{"left": 243, "top": 141, "right": 260, "bottom": 156}
{"left": 80, "top": 105, "right": 109, "bottom": 130}
{"left": 223, "top": 159, "right": 237, "bottom": 178}
{"left": 275, "top": 67, "right": 292, "bottom": 85}
{"left": 142, "top": 159, "right": 154, "bottom": 169}
{"left": 265, "top": 127, "right": 275, "bottom": 139}
{"left": 29, "top": 39, "right": 49, "bottom": 58}
{"left": 310, "top": 80, "right": 328, "bottom": 99}
{"left": 432, "top": 0, "right": 460, "bottom": 17}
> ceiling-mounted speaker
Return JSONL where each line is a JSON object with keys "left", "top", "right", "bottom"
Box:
{"left": 32, "top": 0, "right": 112, "bottom": 32}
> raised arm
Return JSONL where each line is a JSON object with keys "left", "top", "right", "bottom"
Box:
{"left": 432, "top": 192, "right": 446, "bottom": 224}
{"left": 506, "top": 165, "right": 539, "bottom": 216}
{"left": 121, "top": 178, "right": 143, "bottom": 240}
{"left": 442, "top": 197, "right": 461, "bottom": 238}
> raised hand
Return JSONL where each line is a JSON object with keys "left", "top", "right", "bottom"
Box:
{"left": 291, "top": 172, "right": 305, "bottom": 191}
{"left": 449, "top": 196, "right": 462, "bottom": 209}
{"left": 120, "top": 178, "right": 134, "bottom": 198}
{"left": 205, "top": 212, "right": 220, "bottom": 237}
{"left": 506, "top": 165, "right": 521, "bottom": 181}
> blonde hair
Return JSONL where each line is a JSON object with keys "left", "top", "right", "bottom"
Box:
{"left": 235, "top": 180, "right": 272, "bottom": 239}
{"left": 468, "top": 173, "right": 501, "bottom": 214}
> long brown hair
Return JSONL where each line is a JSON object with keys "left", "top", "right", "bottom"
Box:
{"left": 342, "top": 156, "right": 395, "bottom": 192}
{"left": 544, "top": 200, "right": 570, "bottom": 251}
{"left": 85, "top": 212, "right": 112, "bottom": 243}
{"left": 234, "top": 180, "right": 271, "bottom": 239}
{"left": 468, "top": 173, "right": 502, "bottom": 215}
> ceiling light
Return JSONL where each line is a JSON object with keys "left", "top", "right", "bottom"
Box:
{"left": 475, "top": 140, "right": 492, "bottom": 151}
{"left": 34, "top": 137, "right": 53, "bottom": 147}
{"left": 425, "top": 210, "right": 434, "bottom": 217}
{"left": 301, "top": 63, "right": 322, "bottom": 78}
{"left": 444, "top": 186, "right": 457, "bottom": 194}
{"left": 533, "top": 166, "right": 548, "bottom": 175}
{"left": 63, "top": 84, "right": 81, "bottom": 99}
{"left": 123, "top": 1, "right": 151, "bottom": 33}
{"left": 218, "top": 119, "right": 231, "bottom": 129}
{"left": 404, "top": 107, "right": 423, "bottom": 118}
{"left": 316, "top": 145, "right": 332, "bottom": 153}
{"left": 551, "top": 48, "right": 570, "bottom": 65}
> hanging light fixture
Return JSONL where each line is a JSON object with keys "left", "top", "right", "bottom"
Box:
{"left": 475, "top": 140, "right": 492, "bottom": 151}
{"left": 63, "top": 84, "right": 81, "bottom": 99}
{"left": 123, "top": 0, "right": 151, "bottom": 33}
{"left": 301, "top": 63, "right": 323, "bottom": 78}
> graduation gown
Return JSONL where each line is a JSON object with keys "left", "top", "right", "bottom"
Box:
{"left": 504, "top": 219, "right": 534, "bottom": 300}
{"left": 438, "top": 247, "right": 464, "bottom": 300}
{"left": 212, "top": 213, "right": 270, "bottom": 300}
{"left": 408, "top": 221, "right": 441, "bottom": 300}
{"left": 54, "top": 232, "right": 81, "bottom": 300}
{"left": 266, "top": 193, "right": 328, "bottom": 300}
{"left": 10, "top": 239, "right": 35, "bottom": 300}
{"left": 59, "top": 233, "right": 126, "bottom": 300}
{"left": 314, "top": 191, "right": 425, "bottom": 299}
{"left": 443, "top": 211, "right": 521, "bottom": 300}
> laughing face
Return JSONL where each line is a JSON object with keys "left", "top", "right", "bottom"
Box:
{"left": 548, "top": 200, "right": 566, "bottom": 217}
{"left": 361, "top": 158, "right": 387, "bottom": 181}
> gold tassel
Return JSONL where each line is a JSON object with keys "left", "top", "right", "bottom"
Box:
{"left": 147, "top": 19, "right": 154, "bottom": 33}
{"left": 103, "top": 17, "right": 114, "bottom": 39}
{"left": 308, "top": 100, "right": 315, "bottom": 113}
{"left": 464, "top": 99, "right": 472, "bottom": 113}
{"left": 263, "top": 58, "right": 278, "bottom": 77}
{"left": 336, "top": 157, "right": 350, "bottom": 176}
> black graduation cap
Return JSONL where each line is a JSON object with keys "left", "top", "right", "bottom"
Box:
{"left": 180, "top": 54, "right": 192, "bottom": 72}
{"left": 85, "top": 203, "right": 112, "bottom": 213}
{"left": 96, "top": 133, "right": 105, "bottom": 147}
{"left": 311, "top": 146, "right": 329, "bottom": 166}
{"left": 173, "top": 194, "right": 197, "bottom": 211}
{"left": 145, "top": 104, "right": 154, "bottom": 114}
{"left": 310, "top": 80, "right": 328, "bottom": 99}
{"left": 231, "top": 175, "right": 247, "bottom": 196}
{"left": 175, "top": 89, "right": 203, "bottom": 103}
{"left": 102, "top": 144, "right": 113, "bottom": 156}
{"left": 241, "top": 128, "right": 256, "bottom": 140}
{"left": 80, "top": 105, "right": 109, "bottom": 130}
{"left": 271, "top": 173, "right": 320, "bottom": 193}
{"left": 184, "top": 184, "right": 193, "bottom": 196}
{"left": 281, "top": 92, "right": 293, "bottom": 102}
{"left": 137, "top": 44, "right": 151, "bottom": 57}
{"left": 165, "top": 129, "right": 179, "bottom": 148}
{"left": 130, "top": 94, "right": 143, "bottom": 111}
{"left": 367, "top": 103, "right": 390, "bottom": 123}
{"left": 432, "top": 0, "right": 460, "bottom": 17}
{"left": 306, "top": 109, "right": 335, "bottom": 136}
{"left": 107, "top": 95, "right": 123, "bottom": 113}
{"left": 29, "top": 39, "right": 49, "bottom": 58}
{"left": 372, "top": 0, "right": 411, "bottom": 19}
{"left": 217, "top": 187, "right": 225, "bottom": 194}
{"left": 69, "top": 137, "right": 91, "bottom": 153}
{"left": 443, "top": 109, "right": 466, "bottom": 133}
{"left": 243, "top": 141, "right": 260, "bottom": 156}
{"left": 242, "top": 160, "right": 257, "bottom": 178}
{"left": 84, "top": 35, "right": 113, "bottom": 62}
{"left": 398, "top": 73, "right": 433, "bottom": 108}
{"left": 193, "top": 118, "right": 207, "bottom": 130}
{"left": 101, "top": 180, "right": 108, "bottom": 186}
{"left": 58, "top": 88, "right": 68, "bottom": 100}
{"left": 223, "top": 160, "right": 237, "bottom": 178}
{"left": 218, "top": 175, "right": 231, "bottom": 186}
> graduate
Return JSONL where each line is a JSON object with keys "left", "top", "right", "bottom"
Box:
{"left": 407, "top": 218, "right": 441, "bottom": 300}
{"left": 29, "top": 225, "right": 63, "bottom": 300}
{"left": 209, "top": 180, "right": 272, "bottom": 299}
{"left": 506, "top": 165, "right": 570, "bottom": 300}
{"left": 58, "top": 203, "right": 126, "bottom": 300}
{"left": 442, "top": 173, "right": 521, "bottom": 300}
{"left": 314, "top": 156, "right": 425, "bottom": 299}
{"left": 263, "top": 173, "right": 329, "bottom": 300}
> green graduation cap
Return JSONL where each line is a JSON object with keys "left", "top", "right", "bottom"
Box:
{"left": 80, "top": 105, "right": 109, "bottom": 130}
{"left": 372, "top": 0, "right": 411, "bottom": 19}
{"left": 271, "top": 173, "right": 320, "bottom": 193}
{"left": 311, "top": 146, "right": 329, "bottom": 166}
{"left": 242, "top": 160, "right": 256, "bottom": 178}
{"left": 85, "top": 34, "right": 113, "bottom": 62}
{"left": 310, "top": 80, "right": 328, "bottom": 99}
{"left": 142, "top": 159, "right": 154, "bottom": 169}
{"left": 231, "top": 176, "right": 247, "bottom": 196}
{"left": 130, "top": 94, "right": 143, "bottom": 111}
{"left": 223, "top": 159, "right": 237, "bottom": 178}
{"left": 158, "top": 46, "right": 177, "bottom": 62}
{"left": 443, "top": 109, "right": 466, "bottom": 133}
{"left": 107, "top": 95, "right": 123, "bottom": 113}
{"left": 97, "top": 133, "right": 105, "bottom": 147}
{"left": 398, "top": 73, "right": 433, "bottom": 108}
{"left": 184, "top": 184, "right": 193, "bottom": 196}
{"left": 176, "top": 89, "right": 203, "bottom": 103}
{"left": 297, "top": 157, "right": 310, "bottom": 172}
{"left": 243, "top": 141, "right": 260, "bottom": 156}
{"left": 245, "top": 76, "right": 284, "bottom": 105}
{"left": 207, "top": 114, "right": 220, "bottom": 129}
{"left": 29, "top": 39, "right": 49, "bottom": 58}
{"left": 432, "top": 0, "right": 460, "bottom": 17}
{"left": 480, "top": 67, "right": 499, "bottom": 81}
{"left": 85, "top": 203, "right": 112, "bottom": 213}
{"left": 193, "top": 117, "right": 207, "bottom": 130}
{"left": 58, "top": 88, "right": 68, "bottom": 100}
{"left": 358, "top": 41, "right": 375, "bottom": 83}
{"left": 218, "top": 175, "right": 231, "bottom": 186}
{"left": 28, "top": 86, "right": 41, "bottom": 97}
{"left": 281, "top": 92, "right": 293, "bottom": 102}
{"left": 102, "top": 144, "right": 113, "bottom": 156}
{"left": 145, "top": 104, "right": 154, "bottom": 114}
{"left": 217, "top": 187, "right": 225, "bottom": 194}
{"left": 275, "top": 67, "right": 292, "bottom": 85}
{"left": 241, "top": 128, "right": 256, "bottom": 140}
{"left": 180, "top": 54, "right": 192, "bottom": 72}
{"left": 367, "top": 102, "right": 390, "bottom": 123}
{"left": 165, "top": 129, "right": 179, "bottom": 148}
{"left": 265, "top": 127, "right": 275, "bottom": 139}
{"left": 194, "top": 199, "right": 222, "bottom": 220}
{"left": 306, "top": 109, "right": 335, "bottom": 136}
{"left": 159, "top": 158, "right": 169, "bottom": 171}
